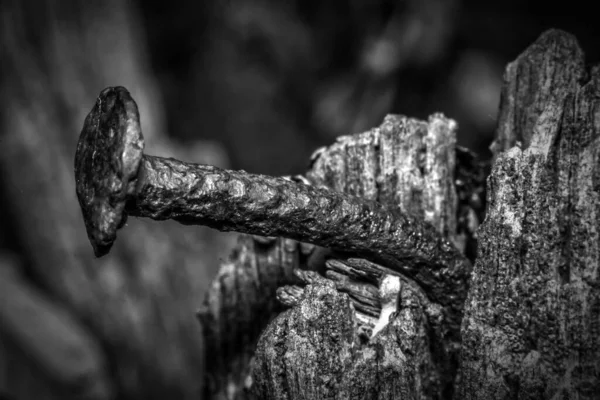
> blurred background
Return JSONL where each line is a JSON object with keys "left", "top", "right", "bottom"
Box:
{"left": 0, "top": 0, "right": 598, "bottom": 399}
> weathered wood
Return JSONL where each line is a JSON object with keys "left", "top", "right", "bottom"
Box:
{"left": 306, "top": 114, "right": 480, "bottom": 342}
{"left": 197, "top": 235, "right": 303, "bottom": 399}
{"left": 456, "top": 29, "right": 600, "bottom": 399}
{"left": 247, "top": 114, "right": 482, "bottom": 399}
{"left": 251, "top": 275, "right": 439, "bottom": 400}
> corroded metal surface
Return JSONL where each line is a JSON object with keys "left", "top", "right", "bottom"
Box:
{"left": 75, "top": 87, "right": 470, "bottom": 320}
{"left": 74, "top": 86, "right": 144, "bottom": 257}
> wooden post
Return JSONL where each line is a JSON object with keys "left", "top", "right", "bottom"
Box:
{"left": 456, "top": 29, "right": 600, "bottom": 399}
{"left": 201, "top": 115, "right": 486, "bottom": 399}
{"left": 200, "top": 29, "right": 599, "bottom": 400}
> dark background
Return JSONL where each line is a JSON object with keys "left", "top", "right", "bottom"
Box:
{"left": 0, "top": 1, "right": 599, "bottom": 399}
{"left": 135, "top": 0, "right": 600, "bottom": 174}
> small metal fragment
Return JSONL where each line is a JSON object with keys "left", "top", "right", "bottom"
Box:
{"left": 371, "top": 275, "right": 401, "bottom": 338}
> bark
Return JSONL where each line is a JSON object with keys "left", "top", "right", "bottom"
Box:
{"left": 456, "top": 29, "right": 600, "bottom": 399}
{"left": 0, "top": 1, "right": 231, "bottom": 399}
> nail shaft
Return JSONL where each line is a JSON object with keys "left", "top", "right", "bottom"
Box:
{"left": 127, "top": 154, "right": 470, "bottom": 315}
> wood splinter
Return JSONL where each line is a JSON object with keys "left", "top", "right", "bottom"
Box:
{"left": 74, "top": 86, "right": 471, "bottom": 322}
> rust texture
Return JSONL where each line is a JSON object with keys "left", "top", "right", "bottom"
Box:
{"left": 75, "top": 86, "right": 144, "bottom": 257}
{"left": 129, "top": 152, "right": 470, "bottom": 319}
{"left": 75, "top": 87, "right": 471, "bottom": 329}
